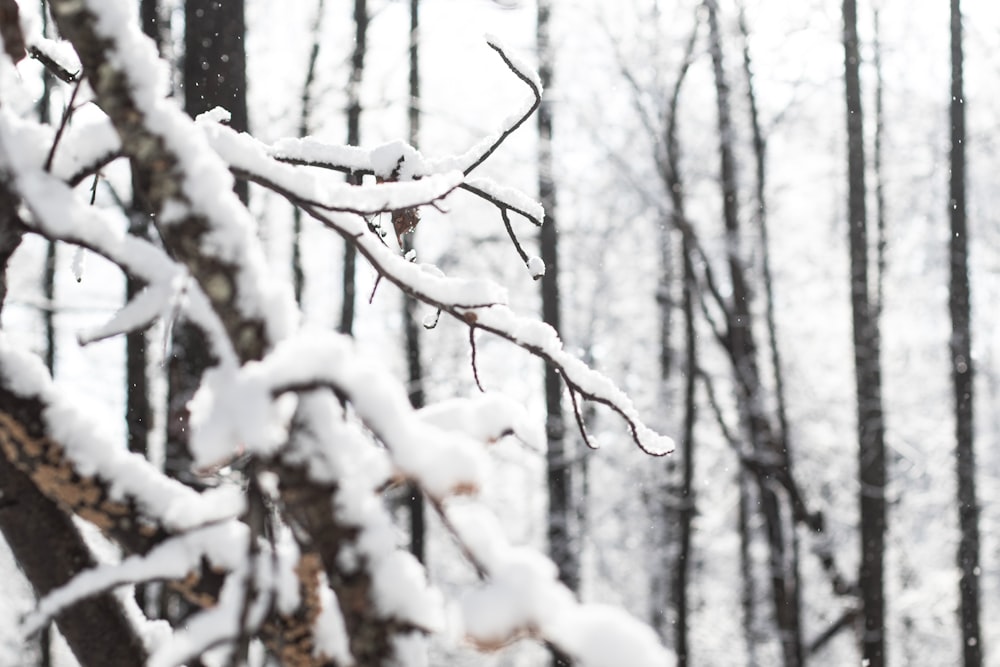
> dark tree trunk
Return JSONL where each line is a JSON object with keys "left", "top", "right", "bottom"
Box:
{"left": 538, "top": 5, "right": 576, "bottom": 666}
{"left": 340, "top": 0, "right": 367, "bottom": 335}
{"left": 0, "top": 455, "right": 148, "bottom": 667}
{"left": 537, "top": 0, "right": 576, "bottom": 599}
{"left": 183, "top": 0, "right": 247, "bottom": 200}
{"left": 948, "top": 2, "right": 982, "bottom": 664}
{"left": 705, "top": 3, "right": 802, "bottom": 664}
{"left": 658, "top": 18, "right": 700, "bottom": 662}
{"left": 843, "top": 1, "right": 887, "bottom": 664}
{"left": 127, "top": 0, "right": 164, "bottom": 462}
{"left": 873, "top": 7, "right": 887, "bottom": 317}
{"left": 38, "top": 5, "right": 56, "bottom": 659}
{"left": 292, "top": 0, "right": 325, "bottom": 307}
{"left": 167, "top": 0, "right": 247, "bottom": 486}
{"left": 672, "top": 232, "right": 696, "bottom": 667}
{"left": 403, "top": 0, "right": 426, "bottom": 563}
{"left": 738, "top": 7, "right": 804, "bottom": 662}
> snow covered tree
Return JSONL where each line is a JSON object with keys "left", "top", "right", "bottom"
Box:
{"left": 0, "top": 1, "right": 673, "bottom": 666}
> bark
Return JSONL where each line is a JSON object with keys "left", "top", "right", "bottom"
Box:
{"left": 705, "top": 2, "right": 802, "bottom": 664}
{"left": 0, "top": 186, "right": 145, "bottom": 665}
{"left": 842, "top": 0, "right": 887, "bottom": 664}
{"left": 403, "top": 0, "right": 426, "bottom": 563}
{"left": 341, "top": 0, "right": 367, "bottom": 335}
{"left": 948, "top": 1, "right": 982, "bottom": 664}
{"left": 0, "top": 453, "right": 148, "bottom": 666}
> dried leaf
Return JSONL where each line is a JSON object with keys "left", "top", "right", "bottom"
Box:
{"left": 0, "top": 0, "right": 26, "bottom": 64}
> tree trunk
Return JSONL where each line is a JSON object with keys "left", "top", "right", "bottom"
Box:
{"left": 948, "top": 1, "right": 982, "bottom": 664}
{"left": 738, "top": 7, "right": 804, "bottom": 662}
{"left": 538, "top": 3, "right": 576, "bottom": 665}
{"left": 292, "top": 0, "right": 325, "bottom": 307}
{"left": 403, "top": 0, "right": 426, "bottom": 563}
{"left": 164, "top": 0, "right": 248, "bottom": 627}
{"left": 341, "top": 0, "right": 367, "bottom": 335}
{"left": 705, "top": 3, "right": 802, "bottom": 664}
{"left": 658, "top": 18, "right": 700, "bottom": 661}
{"left": 842, "top": 0, "right": 887, "bottom": 664}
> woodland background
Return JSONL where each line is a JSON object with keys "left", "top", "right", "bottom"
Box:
{"left": 0, "top": 0, "right": 998, "bottom": 666}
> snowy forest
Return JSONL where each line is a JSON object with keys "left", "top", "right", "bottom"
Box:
{"left": 0, "top": 0, "right": 995, "bottom": 665}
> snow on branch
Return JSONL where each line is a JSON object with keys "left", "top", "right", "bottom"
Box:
{"left": 0, "top": 334, "right": 243, "bottom": 540}
{"left": 266, "top": 36, "right": 546, "bottom": 271}
{"left": 448, "top": 503, "right": 675, "bottom": 667}
{"left": 50, "top": 0, "right": 295, "bottom": 364}
{"left": 198, "top": 117, "right": 464, "bottom": 217}
{"left": 0, "top": 109, "right": 234, "bottom": 360}
{"left": 15, "top": 3, "right": 676, "bottom": 664}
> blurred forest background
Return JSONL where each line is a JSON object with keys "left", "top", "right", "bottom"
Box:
{"left": 1, "top": 0, "right": 999, "bottom": 665}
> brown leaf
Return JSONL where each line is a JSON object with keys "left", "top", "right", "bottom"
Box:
{"left": 0, "top": 0, "right": 26, "bottom": 64}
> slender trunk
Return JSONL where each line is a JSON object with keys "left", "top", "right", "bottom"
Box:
{"left": 538, "top": 5, "right": 576, "bottom": 666}
{"left": 165, "top": 0, "right": 248, "bottom": 627}
{"left": 738, "top": 7, "right": 804, "bottom": 662}
{"left": 292, "top": 0, "right": 325, "bottom": 307}
{"left": 672, "top": 232, "right": 696, "bottom": 667}
{"left": 659, "top": 19, "right": 699, "bottom": 660}
{"left": 38, "top": 5, "right": 55, "bottom": 661}
{"left": 843, "top": 1, "right": 887, "bottom": 664}
{"left": 183, "top": 0, "right": 248, "bottom": 198}
{"left": 403, "top": 0, "right": 426, "bottom": 563}
{"left": 40, "top": 0, "right": 55, "bottom": 377}
{"left": 738, "top": 471, "right": 759, "bottom": 667}
{"left": 705, "top": 2, "right": 802, "bottom": 663}
{"left": 168, "top": 0, "right": 248, "bottom": 484}
{"left": 873, "top": 7, "right": 887, "bottom": 316}
{"left": 341, "top": 0, "right": 367, "bottom": 335}
{"left": 948, "top": 2, "right": 982, "bottom": 664}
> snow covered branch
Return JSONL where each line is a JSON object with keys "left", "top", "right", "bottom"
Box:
{"left": 0, "top": 2, "right": 676, "bottom": 665}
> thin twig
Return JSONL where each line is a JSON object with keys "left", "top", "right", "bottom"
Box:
{"left": 461, "top": 42, "right": 541, "bottom": 176}
{"left": 44, "top": 78, "right": 83, "bottom": 173}
{"left": 566, "top": 383, "right": 596, "bottom": 450}
{"left": 469, "top": 328, "right": 484, "bottom": 392}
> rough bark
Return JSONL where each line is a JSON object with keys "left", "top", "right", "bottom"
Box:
{"left": 842, "top": 0, "right": 887, "bottom": 664}
{"left": 948, "top": 1, "right": 982, "bottom": 664}
{"left": 0, "top": 451, "right": 148, "bottom": 667}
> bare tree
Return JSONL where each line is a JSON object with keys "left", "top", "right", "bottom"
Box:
{"left": 402, "top": 0, "right": 426, "bottom": 563}
{"left": 341, "top": 0, "right": 368, "bottom": 335}
{"left": 537, "top": 0, "right": 577, "bottom": 598}
{"left": 948, "top": 1, "right": 982, "bottom": 664}
{"left": 842, "top": 0, "right": 887, "bottom": 664}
